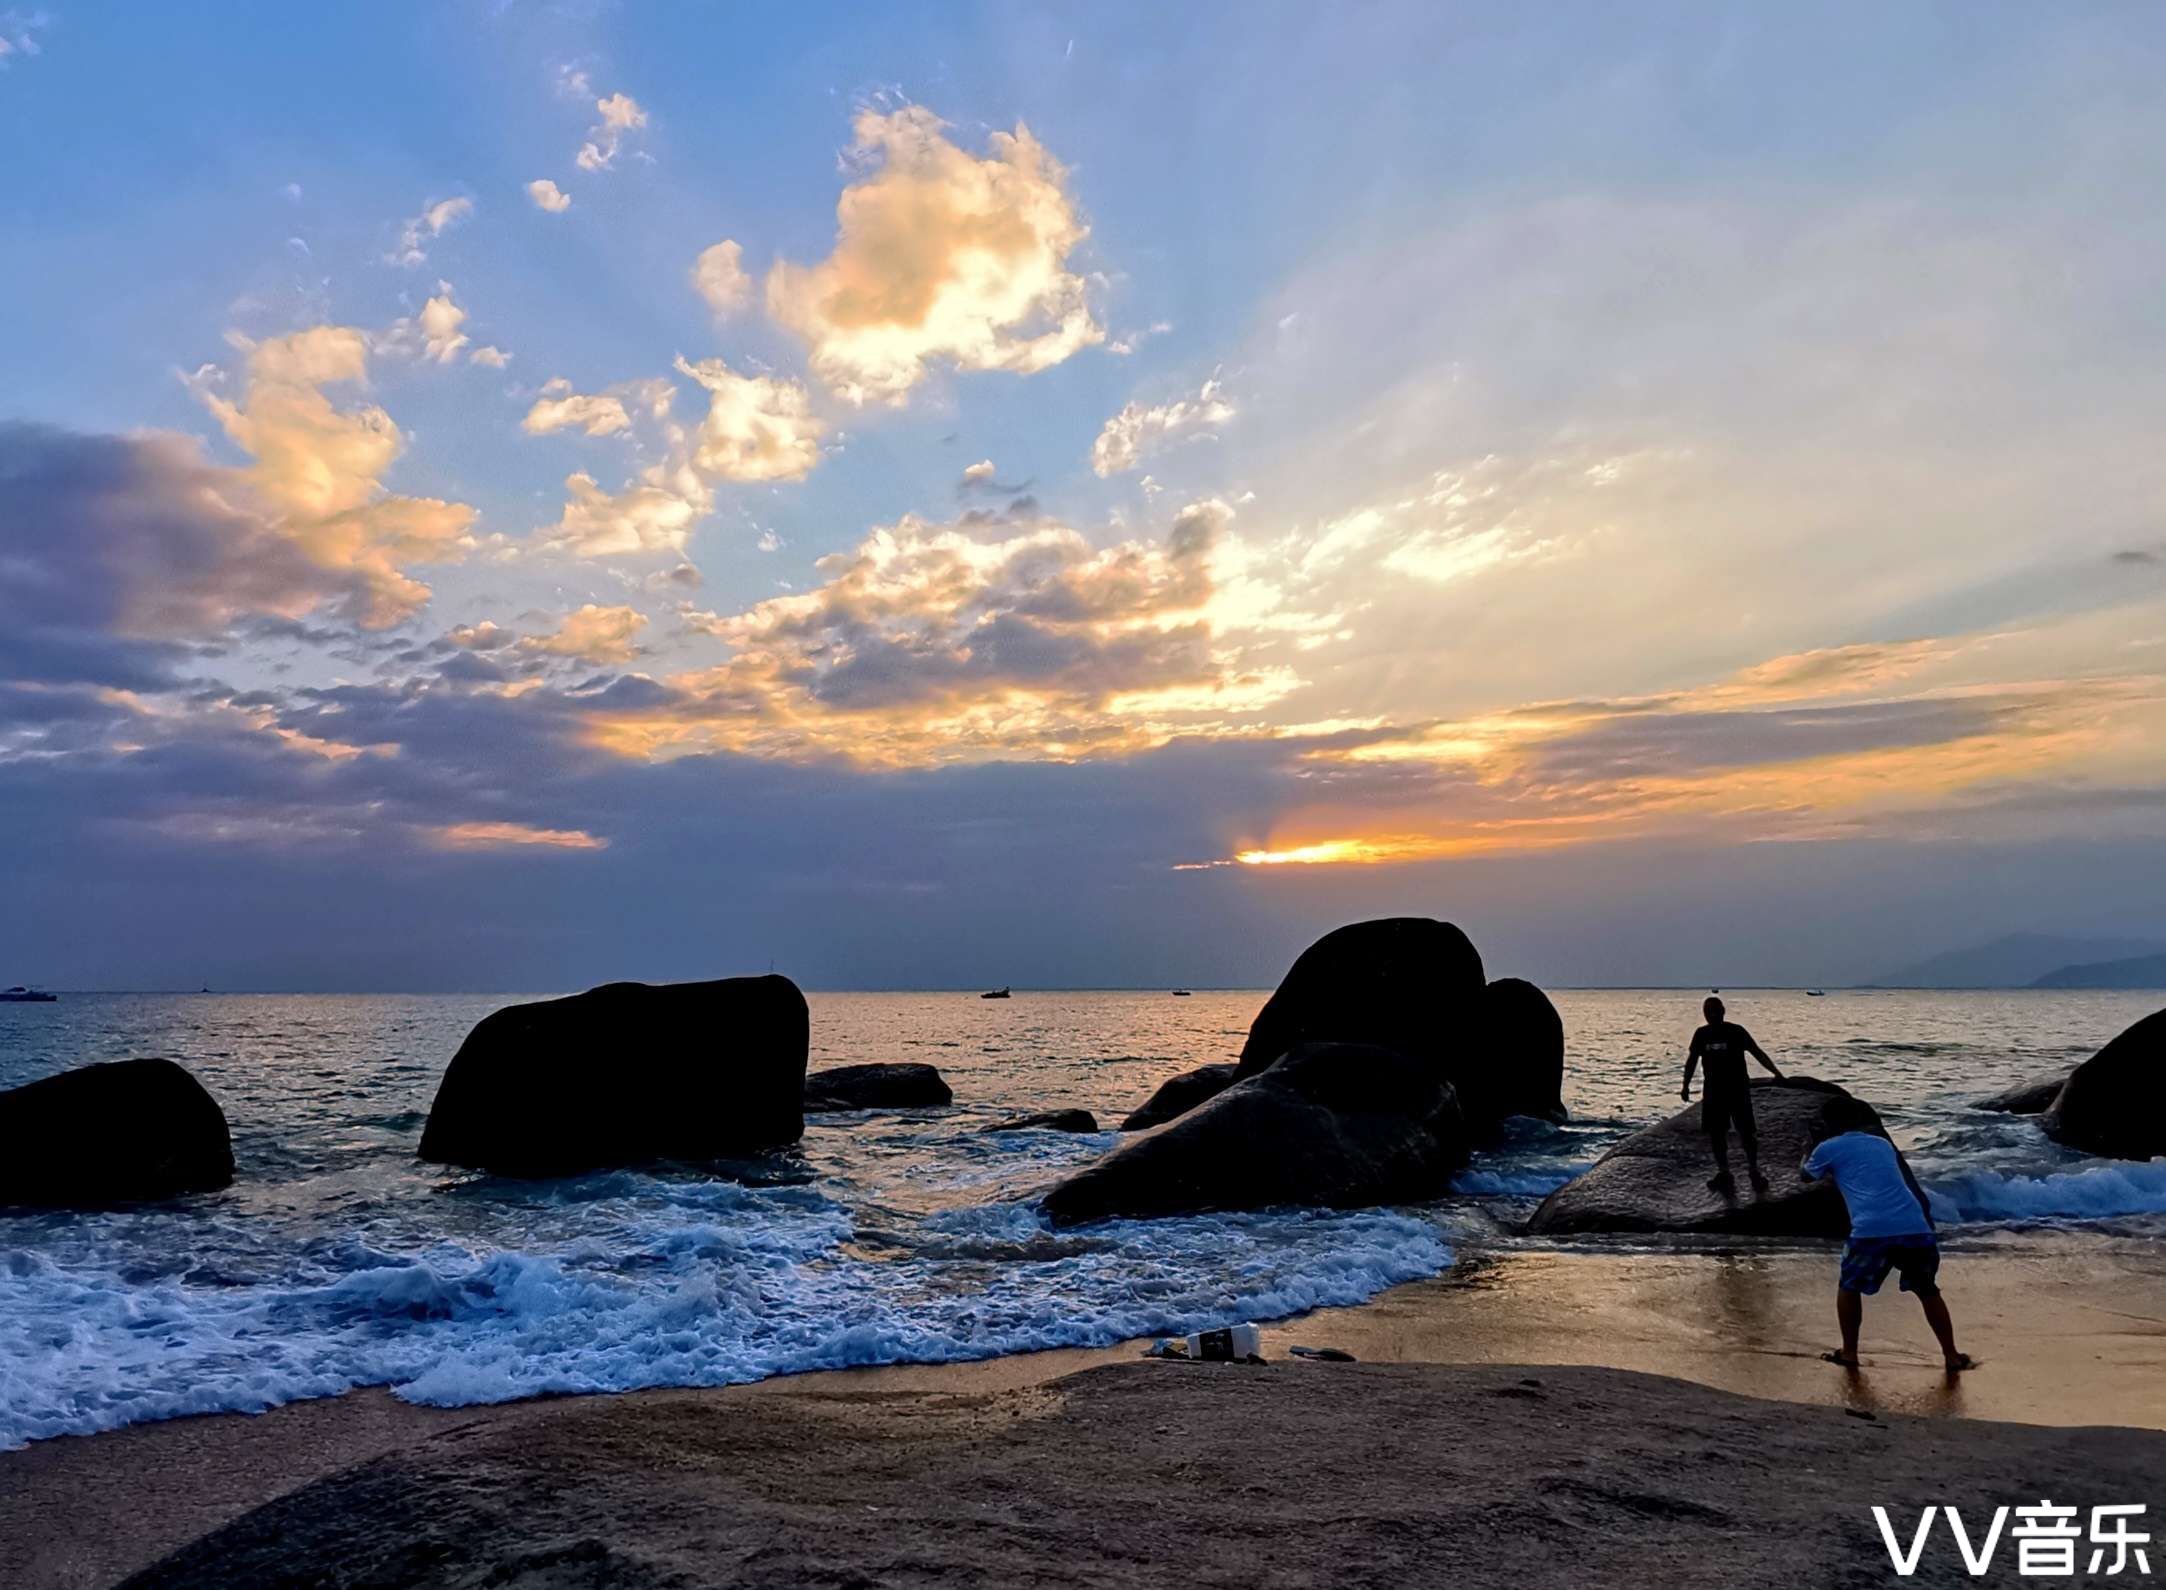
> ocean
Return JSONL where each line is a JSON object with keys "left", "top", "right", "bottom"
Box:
{"left": 3, "top": 987, "right": 2162, "bottom": 1450}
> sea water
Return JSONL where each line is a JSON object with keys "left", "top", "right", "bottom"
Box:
{"left": 2, "top": 987, "right": 2160, "bottom": 1449}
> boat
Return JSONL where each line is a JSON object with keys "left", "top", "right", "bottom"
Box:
{"left": 980, "top": 986, "right": 1011, "bottom": 1000}
{"left": 1806, "top": 989, "right": 1826, "bottom": 997}
{"left": 0, "top": 986, "right": 57, "bottom": 1002}
{"left": 1171, "top": 989, "right": 1192, "bottom": 996}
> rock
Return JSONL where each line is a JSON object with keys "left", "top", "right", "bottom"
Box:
{"left": 1977, "top": 1070, "right": 2071, "bottom": 1115}
{"left": 1119, "top": 1064, "right": 1239, "bottom": 1131}
{"left": 1472, "top": 977, "right": 1568, "bottom": 1124}
{"left": 1043, "top": 1042, "right": 1469, "bottom": 1225}
{"left": 979, "top": 1109, "right": 1098, "bottom": 1134}
{"left": 2043, "top": 1008, "right": 2164, "bottom": 1159}
{"left": 1235, "top": 919, "right": 1486, "bottom": 1078}
{"left": 418, "top": 975, "right": 807, "bottom": 1176}
{"left": 1526, "top": 1076, "right": 1901, "bottom": 1237}
{"left": 0, "top": 1058, "right": 234, "bottom": 1208}
{"left": 802, "top": 1062, "right": 953, "bottom": 1111}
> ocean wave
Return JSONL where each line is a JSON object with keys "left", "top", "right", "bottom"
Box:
{"left": 0, "top": 1199, "right": 1450, "bottom": 1450}
{"left": 1451, "top": 1166, "right": 1590, "bottom": 1197}
{"left": 1925, "top": 1161, "right": 2166, "bottom": 1223}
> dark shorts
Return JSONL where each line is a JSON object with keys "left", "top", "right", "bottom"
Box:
{"left": 1702, "top": 1087, "right": 1756, "bottom": 1148}
{"left": 1840, "top": 1235, "right": 1941, "bottom": 1296}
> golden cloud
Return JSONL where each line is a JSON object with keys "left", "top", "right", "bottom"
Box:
{"left": 766, "top": 105, "right": 1101, "bottom": 405}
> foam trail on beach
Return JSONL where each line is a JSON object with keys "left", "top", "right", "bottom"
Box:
{"left": 0, "top": 1195, "right": 1450, "bottom": 1449}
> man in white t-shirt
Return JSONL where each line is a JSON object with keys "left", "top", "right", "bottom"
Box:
{"left": 1799, "top": 1100, "right": 1972, "bottom": 1373}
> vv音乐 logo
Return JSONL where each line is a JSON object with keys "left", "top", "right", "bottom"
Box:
{"left": 1873, "top": 1502, "right": 2152, "bottom": 1578}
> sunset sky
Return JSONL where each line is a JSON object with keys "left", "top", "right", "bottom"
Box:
{"left": 4, "top": 3, "right": 2163, "bottom": 990}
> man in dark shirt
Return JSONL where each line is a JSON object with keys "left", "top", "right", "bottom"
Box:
{"left": 1681, "top": 996, "right": 1784, "bottom": 1194}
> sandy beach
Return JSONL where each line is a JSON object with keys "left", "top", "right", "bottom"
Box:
{"left": 8, "top": 1241, "right": 2163, "bottom": 1589}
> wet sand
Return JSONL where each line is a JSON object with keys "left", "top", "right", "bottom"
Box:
{"left": 6, "top": 1243, "right": 2163, "bottom": 1588}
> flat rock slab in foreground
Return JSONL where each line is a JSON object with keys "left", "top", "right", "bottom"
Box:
{"left": 1529, "top": 1075, "right": 1888, "bottom": 1236}
{"left": 123, "top": 1364, "right": 2165, "bottom": 1590}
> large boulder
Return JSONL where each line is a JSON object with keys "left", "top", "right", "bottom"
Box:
{"left": 1527, "top": 1076, "right": 1901, "bottom": 1237}
{"left": 803, "top": 1063, "right": 952, "bottom": 1111}
{"left": 1119, "top": 1064, "right": 1238, "bottom": 1131}
{"left": 2043, "top": 1008, "right": 2164, "bottom": 1159}
{"left": 1977, "top": 1070, "right": 2071, "bottom": 1115}
{"left": 418, "top": 975, "right": 807, "bottom": 1176}
{"left": 0, "top": 1058, "right": 234, "bottom": 1208}
{"left": 1235, "top": 919, "right": 1485, "bottom": 1078}
{"left": 1043, "top": 1042, "right": 1469, "bottom": 1225}
{"left": 1473, "top": 977, "right": 1568, "bottom": 1124}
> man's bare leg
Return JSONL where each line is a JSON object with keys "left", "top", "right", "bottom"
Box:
{"left": 1919, "top": 1292, "right": 1970, "bottom": 1371}
{"left": 1826, "top": 1288, "right": 1862, "bottom": 1367}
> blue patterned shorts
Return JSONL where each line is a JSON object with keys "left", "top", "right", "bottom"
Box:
{"left": 1840, "top": 1235, "right": 1940, "bottom": 1296}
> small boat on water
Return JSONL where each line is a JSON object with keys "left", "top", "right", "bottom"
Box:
{"left": 980, "top": 986, "right": 1011, "bottom": 1000}
{"left": 1, "top": 986, "right": 57, "bottom": 1002}
{"left": 1806, "top": 989, "right": 1826, "bottom": 997}
{"left": 1171, "top": 989, "right": 1192, "bottom": 996}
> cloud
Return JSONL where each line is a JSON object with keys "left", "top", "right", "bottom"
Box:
{"left": 527, "top": 179, "right": 571, "bottom": 214}
{"left": 429, "top": 821, "right": 608, "bottom": 851}
{"left": 671, "top": 355, "right": 826, "bottom": 483}
{"left": 386, "top": 196, "right": 472, "bottom": 269}
{"left": 523, "top": 382, "right": 634, "bottom": 438}
{"left": 690, "top": 240, "right": 750, "bottom": 317}
{"left": 0, "top": 12, "right": 46, "bottom": 66}
{"left": 540, "top": 472, "right": 704, "bottom": 558}
{"left": 1107, "top": 321, "right": 1173, "bottom": 357}
{"left": 186, "top": 326, "right": 476, "bottom": 626}
{"left": 576, "top": 91, "right": 647, "bottom": 172}
{"left": 1091, "top": 376, "right": 1235, "bottom": 476}
{"left": 469, "top": 345, "right": 511, "bottom": 369}
{"left": 766, "top": 105, "right": 1101, "bottom": 405}
{"left": 588, "top": 498, "right": 1260, "bottom": 764}
{"left": 517, "top": 604, "right": 649, "bottom": 665}
{"left": 962, "top": 459, "right": 995, "bottom": 482}
{"left": 405, "top": 283, "right": 469, "bottom": 363}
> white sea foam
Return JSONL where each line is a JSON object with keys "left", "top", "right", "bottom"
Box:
{"left": 0, "top": 1193, "right": 1450, "bottom": 1450}
{"left": 1923, "top": 1160, "right": 2166, "bottom": 1224}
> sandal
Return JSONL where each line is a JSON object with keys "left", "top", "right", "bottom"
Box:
{"left": 1820, "top": 1350, "right": 1860, "bottom": 1367}
{"left": 1944, "top": 1353, "right": 1974, "bottom": 1373}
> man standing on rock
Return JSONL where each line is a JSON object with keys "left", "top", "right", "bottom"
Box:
{"left": 1680, "top": 996, "right": 1783, "bottom": 1195}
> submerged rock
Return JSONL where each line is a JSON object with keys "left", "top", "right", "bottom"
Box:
{"left": 2043, "top": 1008, "right": 2164, "bottom": 1159}
{"left": 1044, "top": 1042, "right": 1469, "bottom": 1225}
{"left": 1119, "top": 1063, "right": 1238, "bottom": 1131}
{"left": 803, "top": 1063, "right": 953, "bottom": 1112}
{"left": 1977, "top": 1071, "right": 2071, "bottom": 1115}
{"left": 0, "top": 1058, "right": 234, "bottom": 1209}
{"left": 1235, "top": 918, "right": 1486, "bottom": 1079}
{"left": 1471, "top": 977, "right": 1568, "bottom": 1125}
{"left": 418, "top": 975, "right": 808, "bottom": 1176}
{"left": 1526, "top": 1076, "right": 1900, "bottom": 1237}
{"left": 978, "top": 1109, "right": 1098, "bottom": 1134}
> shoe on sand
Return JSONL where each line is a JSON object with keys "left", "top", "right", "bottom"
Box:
{"left": 1820, "top": 1350, "right": 1860, "bottom": 1368}
{"left": 1748, "top": 1169, "right": 1771, "bottom": 1194}
{"left": 1706, "top": 1172, "right": 1735, "bottom": 1192}
{"left": 1945, "top": 1353, "right": 1975, "bottom": 1373}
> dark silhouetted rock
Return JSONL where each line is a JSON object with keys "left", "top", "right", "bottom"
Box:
{"left": 2043, "top": 1008, "right": 2164, "bottom": 1159}
{"left": 979, "top": 1109, "right": 1098, "bottom": 1134}
{"left": 1472, "top": 977, "right": 1568, "bottom": 1124}
{"left": 1119, "top": 1064, "right": 1238, "bottom": 1131}
{"left": 1527, "top": 1077, "right": 1906, "bottom": 1237}
{"left": 418, "top": 976, "right": 807, "bottom": 1176}
{"left": 1235, "top": 919, "right": 1485, "bottom": 1079}
{"left": 1977, "top": 1071, "right": 2071, "bottom": 1115}
{"left": 0, "top": 1058, "right": 233, "bottom": 1209}
{"left": 1044, "top": 1042, "right": 1469, "bottom": 1224}
{"left": 802, "top": 1063, "right": 952, "bottom": 1112}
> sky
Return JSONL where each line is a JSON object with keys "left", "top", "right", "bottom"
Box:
{"left": 3, "top": 2, "right": 2164, "bottom": 991}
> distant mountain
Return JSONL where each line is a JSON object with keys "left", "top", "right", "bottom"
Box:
{"left": 1866, "top": 933, "right": 2166, "bottom": 989}
{"left": 2031, "top": 953, "right": 2166, "bottom": 990}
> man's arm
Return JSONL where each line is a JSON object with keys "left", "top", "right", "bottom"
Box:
{"left": 1744, "top": 1030, "right": 1784, "bottom": 1080}
{"left": 1894, "top": 1148, "right": 1937, "bottom": 1233}
{"left": 1680, "top": 1034, "right": 1700, "bottom": 1101}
